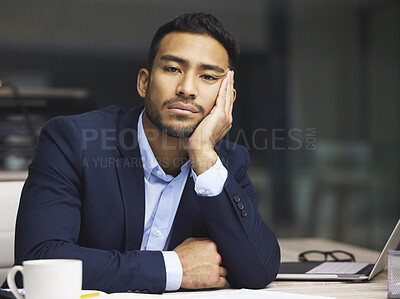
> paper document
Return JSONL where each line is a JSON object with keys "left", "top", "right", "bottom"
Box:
{"left": 101, "top": 289, "right": 335, "bottom": 299}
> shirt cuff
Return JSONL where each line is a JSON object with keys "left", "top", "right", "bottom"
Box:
{"left": 191, "top": 156, "right": 228, "bottom": 196}
{"left": 162, "top": 251, "right": 182, "bottom": 291}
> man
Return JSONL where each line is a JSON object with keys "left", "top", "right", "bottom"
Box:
{"left": 11, "top": 13, "right": 280, "bottom": 293}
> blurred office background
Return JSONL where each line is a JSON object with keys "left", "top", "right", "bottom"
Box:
{"left": 0, "top": 0, "right": 399, "bottom": 250}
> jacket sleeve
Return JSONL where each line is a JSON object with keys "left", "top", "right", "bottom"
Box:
{"left": 14, "top": 116, "right": 166, "bottom": 293}
{"left": 196, "top": 145, "right": 281, "bottom": 288}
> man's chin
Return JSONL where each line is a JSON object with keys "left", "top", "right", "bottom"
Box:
{"left": 161, "top": 125, "right": 195, "bottom": 139}
{"left": 144, "top": 106, "right": 198, "bottom": 138}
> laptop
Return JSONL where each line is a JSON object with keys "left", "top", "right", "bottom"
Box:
{"left": 277, "top": 219, "right": 400, "bottom": 281}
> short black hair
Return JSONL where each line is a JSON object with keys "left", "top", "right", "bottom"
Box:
{"left": 148, "top": 12, "right": 240, "bottom": 71}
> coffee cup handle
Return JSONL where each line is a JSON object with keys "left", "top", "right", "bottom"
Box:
{"left": 7, "top": 265, "right": 25, "bottom": 299}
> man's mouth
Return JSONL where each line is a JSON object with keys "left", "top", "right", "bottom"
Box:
{"left": 167, "top": 102, "right": 199, "bottom": 115}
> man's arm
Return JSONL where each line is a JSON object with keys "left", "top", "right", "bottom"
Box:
{"left": 176, "top": 70, "right": 280, "bottom": 288}
{"left": 14, "top": 116, "right": 166, "bottom": 293}
{"left": 175, "top": 145, "right": 280, "bottom": 289}
{"left": 197, "top": 144, "right": 280, "bottom": 288}
{"left": 186, "top": 71, "right": 235, "bottom": 176}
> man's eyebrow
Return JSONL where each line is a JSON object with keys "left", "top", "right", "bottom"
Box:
{"left": 160, "top": 54, "right": 226, "bottom": 73}
{"left": 200, "top": 64, "right": 225, "bottom": 73}
{"left": 160, "top": 54, "right": 188, "bottom": 65}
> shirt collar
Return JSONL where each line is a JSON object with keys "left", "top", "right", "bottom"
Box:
{"left": 137, "top": 111, "right": 191, "bottom": 181}
{"left": 138, "top": 111, "right": 160, "bottom": 181}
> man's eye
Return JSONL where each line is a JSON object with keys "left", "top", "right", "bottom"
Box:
{"left": 165, "top": 66, "right": 180, "bottom": 73}
{"left": 201, "top": 74, "right": 217, "bottom": 81}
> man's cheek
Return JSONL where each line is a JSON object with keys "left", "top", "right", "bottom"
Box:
{"left": 209, "top": 88, "right": 220, "bottom": 105}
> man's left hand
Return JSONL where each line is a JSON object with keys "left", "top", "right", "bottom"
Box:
{"left": 186, "top": 70, "right": 235, "bottom": 175}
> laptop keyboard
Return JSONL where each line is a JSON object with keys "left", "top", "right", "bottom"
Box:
{"left": 306, "top": 262, "right": 370, "bottom": 274}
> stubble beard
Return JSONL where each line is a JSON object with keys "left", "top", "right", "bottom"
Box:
{"left": 144, "top": 95, "right": 200, "bottom": 139}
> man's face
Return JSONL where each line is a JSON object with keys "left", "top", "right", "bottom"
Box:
{"left": 140, "top": 32, "right": 230, "bottom": 138}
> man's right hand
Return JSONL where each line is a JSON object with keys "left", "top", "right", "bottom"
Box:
{"left": 173, "top": 237, "right": 227, "bottom": 289}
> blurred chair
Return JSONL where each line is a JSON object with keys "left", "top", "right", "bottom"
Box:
{"left": 306, "top": 140, "right": 372, "bottom": 241}
{"left": 0, "top": 181, "right": 24, "bottom": 283}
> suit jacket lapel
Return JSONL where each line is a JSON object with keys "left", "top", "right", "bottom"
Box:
{"left": 115, "top": 107, "right": 145, "bottom": 251}
{"left": 114, "top": 106, "right": 207, "bottom": 251}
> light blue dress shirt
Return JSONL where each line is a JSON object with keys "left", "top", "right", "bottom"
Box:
{"left": 137, "top": 111, "right": 228, "bottom": 291}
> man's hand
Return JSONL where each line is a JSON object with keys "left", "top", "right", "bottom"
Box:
{"left": 186, "top": 70, "right": 235, "bottom": 175}
{"left": 173, "top": 237, "right": 227, "bottom": 289}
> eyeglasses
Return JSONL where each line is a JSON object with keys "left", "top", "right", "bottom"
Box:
{"left": 298, "top": 250, "right": 356, "bottom": 262}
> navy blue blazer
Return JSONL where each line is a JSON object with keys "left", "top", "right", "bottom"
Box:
{"left": 13, "top": 105, "right": 280, "bottom": 293}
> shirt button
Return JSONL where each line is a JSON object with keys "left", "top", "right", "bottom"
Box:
{"left": 154, "top": 229, "right": 162, "bottom": 237}
{"left": 171, "top": 181, "right": 176, "bottom": 186}
{"left": 233, "top": 195, "right": 241, "bottom": 203}
{"left": 156, "top": 170, "right": 162, "bottom": 176}
{"left": 199, "top": 188, "right": 206, "bottom": 195}
{"left": 237, "top": 202, "right": 245, "bottom": 210}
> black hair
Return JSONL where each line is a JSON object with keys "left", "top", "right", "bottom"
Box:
{"left": 148, "top": 12, "right": 240, "bottom": 71}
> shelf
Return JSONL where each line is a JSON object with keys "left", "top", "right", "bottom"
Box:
{"left": 0, "top": 85, "right": 97, "bottom": 170}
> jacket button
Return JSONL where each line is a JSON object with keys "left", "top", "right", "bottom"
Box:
{"left": 241, "top": 209, "right": 248, "bottom": 218}
{"left": 233, "top": 195, "right": 240, "bottom": 203}
{"left": 237, "top": 202, "right": 244, "bottom": 210}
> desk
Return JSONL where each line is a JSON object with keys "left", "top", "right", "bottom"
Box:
{"left": 1, "top": 238, "right": 388, "bottom": 298}
{"left": 0, "top": 171, "right": 27, "bottom": 181}
{"left": 168, "top": 238, "right": 386, "bottom": 298}
{"left": 269, "top": 238, "right": 387, "bottom": 298}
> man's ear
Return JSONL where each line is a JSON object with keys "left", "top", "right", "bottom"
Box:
{"left": 233, "top": 88, "right": 237, "bottom": 103}
{"left": 137, "top": 68, "right": 150, "bottom": 99}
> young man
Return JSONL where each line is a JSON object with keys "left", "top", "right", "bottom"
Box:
{"left": 11, "top": 13, "right": 280, "bottom": 293}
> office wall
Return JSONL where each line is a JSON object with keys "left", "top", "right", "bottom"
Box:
{"left": 0, "top": 0, "right": 268, "bottom": 53}
{"left": 288, "top": 1, "right": 400, "bottom": 248}
{"left": 368, "top": 4, "right": 400, "bottom": 245}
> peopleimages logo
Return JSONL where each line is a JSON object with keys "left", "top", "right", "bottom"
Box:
{"left": 80, "top": 127, "right": 317, "bottom": 152}
{"left": 223, "top": 128, "right": 317, "bottom": 151}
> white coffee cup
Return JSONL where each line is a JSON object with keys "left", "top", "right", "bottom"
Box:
{"left": 7, "top": 259, "right": 82, "bottom": 299}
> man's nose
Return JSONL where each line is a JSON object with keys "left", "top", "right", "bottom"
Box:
{"left": 176, "top": 73, "right": 198, "bottom": 99}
